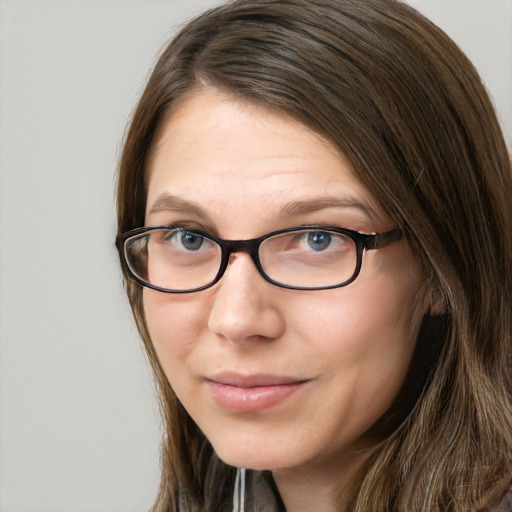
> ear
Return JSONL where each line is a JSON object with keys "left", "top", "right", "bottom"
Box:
{"left": 425, "top": 279, "right": 446, "bottom": 316}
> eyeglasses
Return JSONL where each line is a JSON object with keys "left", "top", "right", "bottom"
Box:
{"left": 116, "top": 225, "right": 402, "bottom": 293}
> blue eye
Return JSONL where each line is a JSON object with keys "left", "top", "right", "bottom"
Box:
{"left": 306, "top": 231, "right": 332, "bottom": 251}
{"left": 179, "top": 231, "right": 204, "bottom": 251}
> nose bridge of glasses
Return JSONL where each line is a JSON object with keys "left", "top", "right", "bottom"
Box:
{"left": 222, "top": 238, "right": 261, "bottom": 263}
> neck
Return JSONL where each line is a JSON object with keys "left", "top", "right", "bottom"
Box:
{"left": 272, "top": 448, "right": 371, "bottom": 512}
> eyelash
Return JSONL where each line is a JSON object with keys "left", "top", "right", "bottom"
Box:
{"left": 147, "top": 220, "right": 370, "bottom": 237}
{"left": 154, "top": 220, "right": 213, "bottom": 234}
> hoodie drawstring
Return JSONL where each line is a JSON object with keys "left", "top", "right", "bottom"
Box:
{"left": 232, "top": 468, "right": 246, "bottom": 512}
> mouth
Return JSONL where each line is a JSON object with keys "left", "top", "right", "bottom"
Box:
{"left": 205, "top": 372, "right": 311, "bottom": 412}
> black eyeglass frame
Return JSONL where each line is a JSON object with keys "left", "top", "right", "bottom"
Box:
{"left": 116, "top": 225, "right": 402, "bottom": 293}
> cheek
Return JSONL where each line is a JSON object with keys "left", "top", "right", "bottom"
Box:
{"left": 301, "top": 278, "right": 422, "bottom": 428}
{"left": 142, "top": 288, "right": 207, "bottom": 367}
{"left": 292, "top": 268, "right": 423, "bottom": 392}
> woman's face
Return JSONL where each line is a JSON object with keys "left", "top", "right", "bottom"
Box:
{"left": 143, "top": 89, "right": 425, "bottom": 474}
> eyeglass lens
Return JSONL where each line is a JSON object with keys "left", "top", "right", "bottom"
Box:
{"left": 124, "top": 228, "right": 359, "bottom": 291}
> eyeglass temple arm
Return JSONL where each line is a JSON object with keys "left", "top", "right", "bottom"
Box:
{"left": 364, "top": 228, "right": 402, "bottom": 250}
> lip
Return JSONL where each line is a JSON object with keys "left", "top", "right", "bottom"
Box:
{"left": 205, "top": 372, "right": 310, "bottom": 412}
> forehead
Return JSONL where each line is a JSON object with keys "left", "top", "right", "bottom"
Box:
{"left": 145, "top": 89, "right": 385, "bottom": 230}
{"left": 149, "top": 90, "right": 342, "bottom": 173}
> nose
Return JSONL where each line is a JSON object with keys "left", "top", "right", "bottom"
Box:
{"left": 207, "top": 253, "right": 286, "bottom": 345}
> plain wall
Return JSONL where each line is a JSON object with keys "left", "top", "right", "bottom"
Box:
{"left": 0, "top": 1, "right": 510, "bottom": 511}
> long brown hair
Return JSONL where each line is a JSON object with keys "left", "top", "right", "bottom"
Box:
{"left": 116, "top": 0, "right": 512, "bottom": 510}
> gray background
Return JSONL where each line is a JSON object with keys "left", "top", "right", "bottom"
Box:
{"left": 0, "top": 1, "right": 510, "bottom": 511}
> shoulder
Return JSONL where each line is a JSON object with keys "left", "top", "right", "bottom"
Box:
{"left": 490, "top": 488, "right": 512, "bottom": 512}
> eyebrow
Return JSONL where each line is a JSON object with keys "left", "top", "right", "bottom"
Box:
{"left": 279, "top": 196, "right": 379, "bottom": 222}
{"left": 148, "top": 194, "right": 213, "bottom": 222}
{"left": 148, "top": 193, "right": 379, "bottom": 223}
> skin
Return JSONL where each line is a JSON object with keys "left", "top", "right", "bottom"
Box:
{"left": 143, "top": 89, "right": 427, "bottom": 511}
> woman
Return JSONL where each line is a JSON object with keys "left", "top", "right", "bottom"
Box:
{"left": 115, "top": 0, "right": 512, "bottom": 510}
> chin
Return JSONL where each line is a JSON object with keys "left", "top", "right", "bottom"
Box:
{"left": 210, "top": 437, "right": 300, "bottom": 471}
{"left": 217, "top": 453, "right": 282, "bottom": 472}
